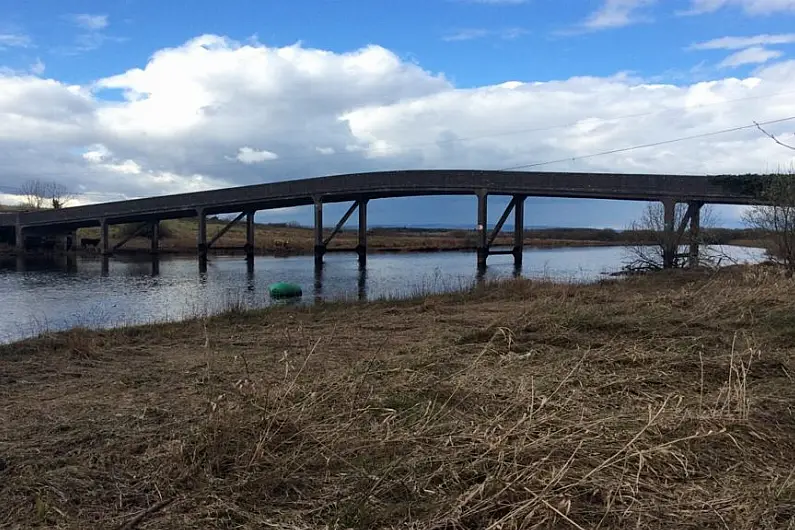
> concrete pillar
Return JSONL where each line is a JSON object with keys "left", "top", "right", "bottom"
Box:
{"left": 14, "top": 224, "right": 25, "bottom": 251}
{"left": 357, "top": 262, "right": 367, "bottom": 301}
{"left": 313, "top": 198, "right": 325, "bottom": 266}
{"left": 197, "top": 208, "right": 207, "bottom": 272}
{"left": 100, "top": 218, "right": 110, "bottom": 256}
{"left": 245, "top": 211, "right": 255, "bottom": 260}
{"left": 197, "top": 208, "right": 207, "bottom": 255}
{"left": 476, "top": 190, "right": 488, "bottom": 269}
{"left": 662, "top": 199, "right": 676, "bottom": 269}
{"left": 688, "top": 201, "right": 701, "bottom": 268}
{"left": 513, "top": 195, "right": 525, "bottom": 267}
{"left": 356, "top": 199, "right": 368, "bottom": 265}
{"left": 150, "top": 221, "right": 159, "bottom": 254}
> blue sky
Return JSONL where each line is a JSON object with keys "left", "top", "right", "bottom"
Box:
{"left": 6, "top": 0, "right": 795, "bottom": 85}
{"left": 1, "top": 0, "right": 795, "bottom": 228}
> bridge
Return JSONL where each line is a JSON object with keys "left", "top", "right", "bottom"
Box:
{"left": 0, "top": 169, "right": 770, "bottom": 269}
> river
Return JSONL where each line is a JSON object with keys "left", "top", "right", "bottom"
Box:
{"left": 0, "top": 245, "right": 766, "bottom": 343}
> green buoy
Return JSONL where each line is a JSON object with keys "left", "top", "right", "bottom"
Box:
{"left": 268, "top": 282, "right": 303, "bottom": 299}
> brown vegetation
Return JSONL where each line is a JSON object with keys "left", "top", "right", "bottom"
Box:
{"left": 1, "top": 266, "right": 794, "bottom": 528}
{"left": 74, "top": 218, "right": 768, "bottom": 257}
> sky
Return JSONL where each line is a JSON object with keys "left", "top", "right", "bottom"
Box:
{"left": 1, "top": 0, "right": 795, "bottom": 229}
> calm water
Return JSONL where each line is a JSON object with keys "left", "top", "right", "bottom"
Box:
{"left": 0, "top": 245, "right": 766, "bottom": 343}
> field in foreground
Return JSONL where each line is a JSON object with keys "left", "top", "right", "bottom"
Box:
{"left": 1, "top": 266, "right": 794, "bottom": 529}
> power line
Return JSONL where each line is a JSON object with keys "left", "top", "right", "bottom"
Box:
{"left": 499, "top": 115, "right": 795, "bottom": 171}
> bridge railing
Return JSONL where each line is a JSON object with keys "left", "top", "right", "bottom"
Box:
{"left": 0, "top": 170, "right": 767, "bottom": 229}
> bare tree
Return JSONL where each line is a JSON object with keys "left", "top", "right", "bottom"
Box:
{"left": 18, "top": 179, "right": 74, "bottom": 210}
{"left": 742, "top": 171, "right": 795, "bottom": 271}
{"left": 622, "top": 202, "right": 719, "bottom": 271}
{"left": 19, "top": 179, "right": 46, "bottom": 209}
{"left": 45, "top": 181, "right": 74, "bottom": 209}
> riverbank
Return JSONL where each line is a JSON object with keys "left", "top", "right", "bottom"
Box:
{"left": 1, "top": 265, "right": 793, "bottom": 528}
{"left": 71, "top": 220, "right": 767, "bottom": 255}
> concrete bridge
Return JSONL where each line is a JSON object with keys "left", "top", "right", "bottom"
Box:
{"left": 0, "top": 169, "right": 770, "bottom": 269}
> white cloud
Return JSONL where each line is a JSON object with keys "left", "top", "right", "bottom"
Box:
{"left": 442, "top": 27, "right": 527, "bottom": 41}
{"left": 233, "top": 146, "right": 279, "bottom": 164}
{"left": 719, "top": 46, "right": 784, "bottom": 67}
{"left": 0, "top": 33, "right": 31, "bottom": 49}
{"left": 683, "top": 0, "right": 795, "bottom": 14}
{"left": 69, "top": 14, "right": 109, "bottom": 31}
{"left": 29, "top": 59, "right": 45, "bottom": 76}
{"left": 1, "top": 34, "right": 795, "bottom": 219}
{"left": 581, "top": 0, "right": 657, "bottom": 30}
{"left": 690, "top": 33, "right": 795, "bottom": 50}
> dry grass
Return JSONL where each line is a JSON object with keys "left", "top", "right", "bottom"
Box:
{"left": 75, "top": 220, "right": 634, "bottom": 256}
{"left": 1, "top": 265, "right": 795, "bottom": 528}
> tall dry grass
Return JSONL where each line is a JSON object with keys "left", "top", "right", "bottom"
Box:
{"left": 1, "top": 265, "right": 794, "bottom": 528}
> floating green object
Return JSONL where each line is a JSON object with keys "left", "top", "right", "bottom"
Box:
{"left": 268, "top": 282, "right": 303, "bottom": 299}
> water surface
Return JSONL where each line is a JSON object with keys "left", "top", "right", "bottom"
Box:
{"left": 0, "top": 245, "right": 765, "bottom": 343}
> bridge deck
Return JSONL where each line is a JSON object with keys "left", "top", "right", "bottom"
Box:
{"left": 0, "top": 170, "right": 766, "bottom": 231}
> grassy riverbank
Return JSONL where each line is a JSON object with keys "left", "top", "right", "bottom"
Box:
{"left": 1, "top": 265, "right": 794, "bottom": 528}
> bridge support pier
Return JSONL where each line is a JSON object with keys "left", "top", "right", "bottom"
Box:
{"left": 662, "top": 200, "right": 676, "bottom": 269}
{"left": 688, "top": 201, "right": 701, "bottom": 268}
{"left": 245, "top": 211, "right": 255, "bottom": 260}
{"left": 661, "top": 199, "right": 703, "bottom": 269}
{"left": 513, "top": 195, "right": 525, "bottom": 267}
{"left": 100, "top": 218, "right": 110, "bottom": 256}
{"left": 313, "top": 198, "right": 368, "bottom": 265}
{"left": 197, "top": 208, "right": 207, "bottom": 272}
{"left": 314, "top": 198, "right": 324, "bottom": 266}
{"left": 14, "top": 223, "right": 25, "bottom": 251}
{"left": 150, "top": 221, "right": 159, "bottom": 255}
{"left": 476, "top": 193, "right": 525, "bottom": 269}
{"left": 477, "top": 190, "right": 488, "bottom": 269}
{"left": 356, "top": 199, "right": 368, "bottom": 266}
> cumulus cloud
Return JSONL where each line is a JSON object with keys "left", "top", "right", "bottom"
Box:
{"left": 1, "top": 33, "right": 795, "bottom": 220}
{"left": 232, "top": 146, "right": 279, "bottom": 164}
{"left": 719, "top": 46, "right": 784, "bottom": 67}
{"left": 683, "top": 0, "right": 795, "bottom": 15}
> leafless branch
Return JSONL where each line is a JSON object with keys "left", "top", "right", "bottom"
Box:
{"left": 754, "top": 121, "right": 795, "bottom": 152}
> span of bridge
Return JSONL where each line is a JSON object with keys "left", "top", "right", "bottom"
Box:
{"left": 0, "top": 169, "right": 768, "bottom": 269}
